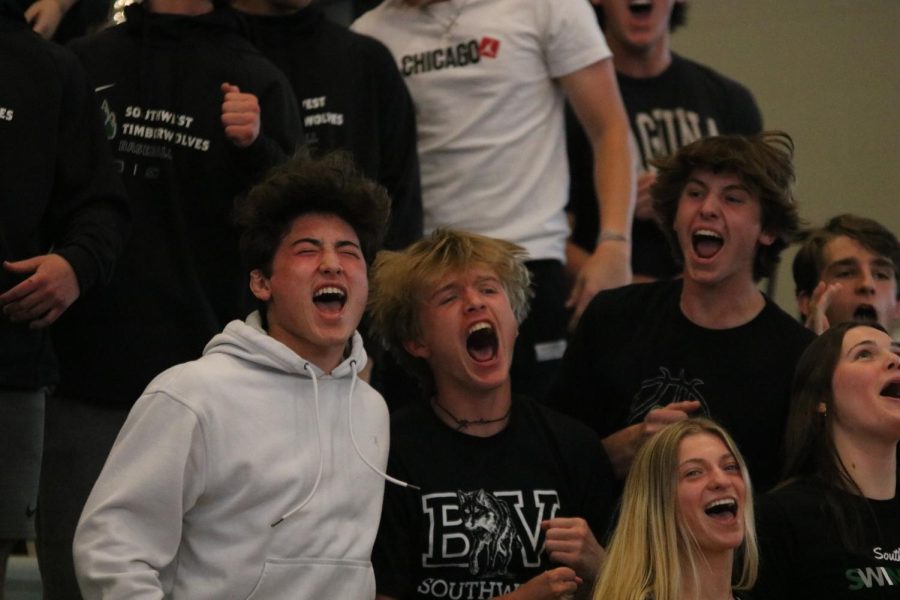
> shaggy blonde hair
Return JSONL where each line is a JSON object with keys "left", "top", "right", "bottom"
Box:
{"left": 593, "top": 419, "right": 758, "bottom": 600}
{"left": 368, "top": 229, "right": 532, "bottom": 394}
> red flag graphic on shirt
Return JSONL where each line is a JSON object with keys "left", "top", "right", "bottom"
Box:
{"left": 479, "top": 37, "right": 501, "bottom": 59}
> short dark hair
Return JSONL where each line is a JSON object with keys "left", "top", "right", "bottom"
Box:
{"left": 650, "top": 131, "right": 800, "bottom": 281}
{"left": 236, "top": 151, "right": 390, "bottom": 277}
{"left": 792, "top": 214, "right": 900, "bottom": 298}
{"left": 594, "top": 2, "right": 688, "bottom": 33}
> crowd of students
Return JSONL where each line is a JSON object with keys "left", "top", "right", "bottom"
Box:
{"left": 1, "top": 1, "right": 898, "bottom": 600}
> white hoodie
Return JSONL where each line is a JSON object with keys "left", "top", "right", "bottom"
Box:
{"left": 74, "top": 313, "right": 390, "bottom": 599}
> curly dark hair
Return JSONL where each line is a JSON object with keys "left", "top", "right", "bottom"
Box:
{"left": 650, "top": 131, "right": 800, "bottom": 281}
{"left": 236, "top": 150, "right": 390, "bottom": 278}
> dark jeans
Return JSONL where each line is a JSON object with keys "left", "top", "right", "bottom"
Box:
{"left": 36, "top": 395, "right": 129, "bottom": 600}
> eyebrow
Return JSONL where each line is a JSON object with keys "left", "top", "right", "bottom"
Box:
{"left": 846, "top": 339, "right": 879, "bottom": 356}
{"left": 288, "top": 238, "right": 361, "bottom": 250}
{"left": 684, "top": 178, "right": 750, "bottom": 193}
{"left": 427, "top": 274, "right": 501, "bottom": 300}
{"left": 826, "top": 257, "right": 895, "bottom": 271}
{"left": 679, "top": 453, "right": 735, "bottom": 467}
{"left": 473, "top": 275, "right": 502, "bottom": 286}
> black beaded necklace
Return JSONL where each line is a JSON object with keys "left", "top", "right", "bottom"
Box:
{"left": 431, "top": 397, "right": 512, "bottom": 432}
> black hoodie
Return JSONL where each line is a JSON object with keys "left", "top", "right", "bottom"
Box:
{"left": 239, "top": 4, "right": 422, "bottom": 250}
{"left": 52, "top": 3, "right": 303, "bottom": 406}
{"left": 0, "top": 4, "right": 129, "bottom": 389}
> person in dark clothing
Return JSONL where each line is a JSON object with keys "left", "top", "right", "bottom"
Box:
{"left": 36, "top": 1, "right": 303, "bottom": 597}
{"left": 552, "top": 132, "right": 814, "bottom": 494}
{"left": 567, "top": 0, "right": 762, "bottom": 282}
{"left": 233, "top": 0, "right": 422, "bottom": 252}
{"left": 368, "top": 229, "right": 617, "bottom": 599}
{"left": 754, "top": 322, "right": 900, "bottom": 599}
{"left": 0, "top": 0, "right": 128, "bottom": 594}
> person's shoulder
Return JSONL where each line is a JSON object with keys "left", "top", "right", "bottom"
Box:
{"left": 3, "top": 24, "right": 77, "bottom": 78}
{"left": 671, "top": 53, "right": 754, "bottom": 94}
{"left": 522, "top": 396, "right": 603, "bottom": 446}
{"left": 758, "top": 297, "right": 816, "bottom": 345}
{"left": 67, "top": 21, "right": 126, "bottom": 54}
{"left": 351, "top": 0, "right": 397, "bottom": 33}
{"left": 760, "top": 479, "right": 825, "bottom": 514}
{"left": 333, "top": 22, "right": 401, "bottom": 72}
{"left": 582, "top": 280, "right": 679, "bottom": 323}
{"left": 390, "top": 401, "right": 437, "bottom": 437}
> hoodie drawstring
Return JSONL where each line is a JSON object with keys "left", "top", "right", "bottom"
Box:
{"left": 271, "top": 362, "right": 324, "bottom": 527}
{"left": 347, "top": 360, "right": 420, "bottom": 492}
{"left": 271, "top": 359, "right": 418, "bottom": 528}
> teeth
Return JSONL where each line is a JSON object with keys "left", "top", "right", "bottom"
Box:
{"left": 694, "top": 229, "right": 722, "bottom": 239}
{"left": 705, "top": 498, "right": 736, "bottom": 510}
{"left": 314, "top": 286, "right": 345, "bottom": 298}
{"left": 468, "top": 322, "right": 493, "bottom": 335}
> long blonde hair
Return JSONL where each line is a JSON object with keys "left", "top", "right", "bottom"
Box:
{"left": 592, "top": 419, "right": 758, "bottom": 600}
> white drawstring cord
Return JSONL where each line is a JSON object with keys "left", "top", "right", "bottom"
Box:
{"left": 271, "top": 363, "right": 324, "bottom": 527}
{"left": 347, "top": 360, "right": 420, "bottom": 491}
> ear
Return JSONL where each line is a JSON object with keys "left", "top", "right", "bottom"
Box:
{"left": 249, "top": 269, "right": 272, "bottom": 302}
{"left": 758, "top": 229, "right": 777, "bottom": 247}
{"left": 402, "top": 337, "right": 431, "bottom": 360}
{"left": 796, "top": 291, "right": 811, "bottom": 320}
{"left": 816, "top": 402, "right": 828, "bottom": 415}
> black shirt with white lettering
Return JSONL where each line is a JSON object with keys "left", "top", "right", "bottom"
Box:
{"left": 566, "top": 53, "right": 761, "bottom": 279}
{"left": 373, "top": 395, "right": 616, "bottom": 599}
{"left": 755, "top": 479, "right": 900, "bottom": 599}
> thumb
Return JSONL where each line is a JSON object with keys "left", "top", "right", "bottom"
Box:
{"left": 221, "top": 82, "right": 239, "bottom": 95}
{"left": 3, "top": 257, "right": 41, "bottom": 274}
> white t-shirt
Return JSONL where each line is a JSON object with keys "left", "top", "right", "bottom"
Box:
{"left": 354, "top": 0, "right": 610, "bottom": 261}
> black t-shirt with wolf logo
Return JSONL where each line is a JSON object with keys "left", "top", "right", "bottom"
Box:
{"left": 373, "top": 395, "right": 616, "bottom": 599}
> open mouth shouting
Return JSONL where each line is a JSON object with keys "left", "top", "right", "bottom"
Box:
{"left": 466, "top": 321, "right": 499, "bottom": 363}
{"left": 313, "top": 286, "right": 347, "bottom": 314}
{"left": 852, "top": 304, "right": 879, "bottom": 323}
{"left": 704, "top": 497, "right": 739, "bottom": 521}
{"left": 629, "top": 0, "right": 653, "bottom": 16}
{"left": 881, "top": 378, "right": 900, "bottom": 399}
{"left": 692, "top": 229, "right": 724, "bottom": 260}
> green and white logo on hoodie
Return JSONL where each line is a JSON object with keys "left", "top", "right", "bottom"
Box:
{"left": 101, "top": 99, "right": 117, "bottom": 140}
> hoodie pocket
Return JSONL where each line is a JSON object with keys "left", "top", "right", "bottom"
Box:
{"left": 245, "top": 557, "right": 373, "bottom": 599}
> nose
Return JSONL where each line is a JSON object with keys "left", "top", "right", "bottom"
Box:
{"left": 319, "top": 248, "right": 342, "bottom": 274}
{"left": 698, "top": 192, "right": 720, "bottom": 218}
{"left": 708, "top": 466, "right": 730, "bottom": 489}
{"left": 462, "top": 287, "right": 485, "bottom": 312}
{"left": 856, "top": 268, "right": 876, "bottom": 295}
{"left": 887, "top": 351, "right": 899, "bottom": 370}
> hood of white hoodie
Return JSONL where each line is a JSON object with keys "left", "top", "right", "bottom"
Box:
{"left": 203, "top": 311, "right": 368, "bottom": 379}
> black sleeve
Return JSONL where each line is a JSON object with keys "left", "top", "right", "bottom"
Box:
{"left": 48, "top": 46, "right": 130, "bottom": 293}
{"left": 372, "top": 452, "right": 420, "bottom": 599}
{"left": 547, "top": 293, "right": 618, "bottom": 438}
{"left": 370, "top": 39, "right": 423, "bottom": 251}
{"left": 752, "top": 493, "right": 798, "bottom": 600}
{"left": 726, "top": 82, "right": 763, "bottom": 135}
{"left": 573, "top": 432, "right": 618, "bottom": 544}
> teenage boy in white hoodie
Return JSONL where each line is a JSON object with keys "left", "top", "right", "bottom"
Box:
{"left": 73, "top": 152, "right": 391, "bottom": 600}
